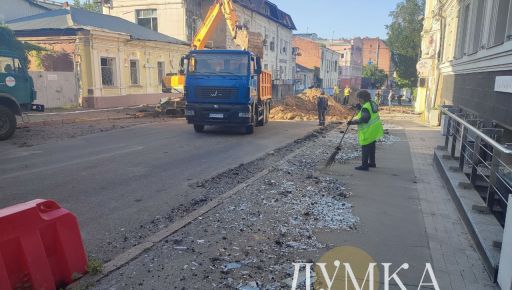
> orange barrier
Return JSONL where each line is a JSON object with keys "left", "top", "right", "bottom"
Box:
{"left": 0, "top": 199, "right": 87, "bottom": 290}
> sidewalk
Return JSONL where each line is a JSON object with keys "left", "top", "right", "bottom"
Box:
{"left": 320, "top": 117, "right": 498, "bottom": 289}
{"left": 86, "top": 114, "right": 500, "bottom": 289}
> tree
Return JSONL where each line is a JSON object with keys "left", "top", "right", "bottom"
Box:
{"left": 386, "top": 0, "right": 425, "bottom": 88}
{"left": 362, "top": 64, "right": 388, "bottom": 89}
{"left": 73, "top": 0, "right": 101, "bottom": 13}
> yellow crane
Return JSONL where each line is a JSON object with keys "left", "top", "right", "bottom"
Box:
{"left": 162, "top": 0, "right": 263, "bottom": 92}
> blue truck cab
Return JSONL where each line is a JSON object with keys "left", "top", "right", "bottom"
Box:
{"left": 183, "top": 50, "right": 272, "bottom": 134}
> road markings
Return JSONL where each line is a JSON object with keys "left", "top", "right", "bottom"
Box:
{"left": 0, "top": 146, "right": 144, "bottom": 180}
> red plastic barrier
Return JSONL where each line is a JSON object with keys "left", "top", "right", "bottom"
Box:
{"left": 0, "top": 199, "right": 88, "bottom": 290}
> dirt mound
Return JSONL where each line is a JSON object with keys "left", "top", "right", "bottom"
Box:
{"left": 270, "top": 89, "right": 352, "bottom": 121}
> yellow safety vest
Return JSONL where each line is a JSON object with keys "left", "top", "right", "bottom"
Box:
{"left": 357, "top": 101, "right": 384, "bottom": 145}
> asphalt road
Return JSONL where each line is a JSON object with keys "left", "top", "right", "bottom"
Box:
{"left": 0, "top": 119, "right": 317, "bottom": 259}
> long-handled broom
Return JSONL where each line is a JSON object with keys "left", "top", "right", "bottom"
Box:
{"left": 325, "top": 110, "right": 358, "bottom": 167}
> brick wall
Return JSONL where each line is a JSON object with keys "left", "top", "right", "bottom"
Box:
{"left": 292, "top": 37, "right": 321, "bottom": 70}
{"left": 362, "top": 38, "right": 392, "bottom": 75}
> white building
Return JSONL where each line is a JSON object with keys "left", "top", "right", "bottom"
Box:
{"left": 319, "top": 47, "right": 339, "bottom": 92}
{"left": 103, "top": 0, "right": 297, "bottom": 99}
{"left": 293, "top": 36, "right": 340, "bottom": 94}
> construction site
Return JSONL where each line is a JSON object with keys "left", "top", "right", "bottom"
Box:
{"left": 1, "top": 0, "right": 512, "bottom": 289}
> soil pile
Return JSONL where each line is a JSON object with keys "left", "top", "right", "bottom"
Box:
{"left": 270, "top": 89, "right": 352, "bottom": 121}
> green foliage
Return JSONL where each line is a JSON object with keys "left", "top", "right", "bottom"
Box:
{"left": 386, "top": 0, "right": 425, "bottom": 88}
{"left": 362, "top": 64, "right": 388, "bottom": 89}
{"left": 73, "top": 0, "right": 101, "bottom": 12}
{"left": 87, "top": 258, "right": 104, "bottom": 275}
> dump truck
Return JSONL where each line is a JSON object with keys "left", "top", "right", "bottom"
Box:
{"left": 0, "top": 50, "right": 43, "bottom": 140}
{"left": 167, "top": 0, "right": 271, "bottom": 134}
{"left": 184, "top": 50, "right": 271, "bottom": 134}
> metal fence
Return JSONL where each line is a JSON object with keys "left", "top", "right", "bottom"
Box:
{"left": 442, "top": 106, "right": 512, "bottom": 225}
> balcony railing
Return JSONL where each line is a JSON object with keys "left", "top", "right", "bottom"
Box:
{"left": 442, "top": 106, "right": 512, "bottom": 225}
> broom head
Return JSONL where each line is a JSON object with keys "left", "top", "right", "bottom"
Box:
{"left": 325, "top": 146, "right": 341, "bottom": 167}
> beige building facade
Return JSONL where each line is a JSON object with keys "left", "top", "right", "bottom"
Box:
{"left": 9, "top": 7, "right": 190, "bottom": 108}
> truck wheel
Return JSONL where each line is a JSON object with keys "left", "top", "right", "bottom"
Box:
{"left": 0, "top": 105, "right": 16, "bottom": 141}
{"left": 245, "top": 124, "right": 254, "bottom": 134}
{"left": 194, "top": 124, "right": 205, "bottom": 133}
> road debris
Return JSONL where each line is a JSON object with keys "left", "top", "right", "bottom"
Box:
{"left": 93, "top": 126, "right": 401, "bottom": 289}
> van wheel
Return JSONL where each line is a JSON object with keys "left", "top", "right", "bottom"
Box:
{"left": 245, "top": 124, "right": 254, "bottom": 134}
{"left": 194, "top": 124, "right": 205, "bottom": 133}
{"left": 0, "top": 105, "right": 16, "bottom": 141}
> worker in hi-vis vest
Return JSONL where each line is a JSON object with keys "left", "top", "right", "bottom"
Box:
{"left": 347, "top": 90, "right": 385, "bottom": 171}
{"left": 343, "top": 86, "right": 351, "bottom": 105}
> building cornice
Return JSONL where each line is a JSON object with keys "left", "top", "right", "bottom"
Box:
{"left": 440, "top": 41, "right": 512, "bottom": 74}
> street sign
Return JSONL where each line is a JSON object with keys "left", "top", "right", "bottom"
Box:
{"left": 495, "top": 76, "right": 512, "bottom": 94}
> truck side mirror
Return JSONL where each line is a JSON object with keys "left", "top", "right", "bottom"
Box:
{"left": 179, "top": 56, "right": 186, "bottom": 74}
{"left": 255, "top": 57, "right": 262, "bottom": 75}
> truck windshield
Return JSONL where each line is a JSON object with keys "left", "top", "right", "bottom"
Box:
{"left": 0, "top": 56, "right": 22, "bottom": 73}
{"left": 188, "top": 54, "right": 249, "bottom": 76}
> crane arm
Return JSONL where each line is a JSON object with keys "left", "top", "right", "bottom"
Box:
{"left": 192, "top": 1, "right": 223, "bottom": 50}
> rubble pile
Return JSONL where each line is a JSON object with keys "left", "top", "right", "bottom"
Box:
{"left": 95, "top": 127, "right": 401, "bottom": 290}
{"left": 270, "top": 89, "right": 352, "bottom": 121}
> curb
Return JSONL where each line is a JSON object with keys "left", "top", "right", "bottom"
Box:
{"left": 18, "top": 115, "right": 137, "bottom": 127}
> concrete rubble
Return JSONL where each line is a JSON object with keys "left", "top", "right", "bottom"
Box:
{"left": 94, "top": 125, "right": 400, "bottom": 289}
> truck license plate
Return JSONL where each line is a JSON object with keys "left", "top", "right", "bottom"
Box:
{"left": 209, "top": 113, "right": 224, "bottom": 118}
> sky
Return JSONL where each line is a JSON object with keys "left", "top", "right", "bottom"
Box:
{"left": 54, "top": 0, "right": 401, "bottom": 39}
{"left": 271, "top": 0, "right": 402, "bottom": 39}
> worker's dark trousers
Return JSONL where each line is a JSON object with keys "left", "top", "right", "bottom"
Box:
{"left": 361, "top": 141, "right": 376, "bottom": 167}
{"left": 318, "top": 110, "right": 326, "bottom": 125}
{"left": 343, "top": 96, "right": 349, "bottom": 105}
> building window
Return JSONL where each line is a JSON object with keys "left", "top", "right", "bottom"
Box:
{"left": 136, "top": 9, "right": 158, "bottom": 32}
{"left": 490, "top": 0, "right": 511, "bottom": 46}
{"left": 157, "top": 61, "right": 165, "bottom": 85}
{"left": 457, "top": 3, "right": 471, "bottom": 57}
{"left": 270, "top": 37, "right": 275, "bottom": 52}
{"left": 471, "top": 0, "right": 486, "bottom": 53}
{"left": 130, "top": 60, "right": 140, "bottom": 85}
{"left": 100, "top": 57, "right": 115, "bottom": 87}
